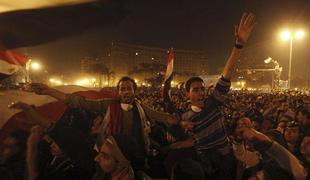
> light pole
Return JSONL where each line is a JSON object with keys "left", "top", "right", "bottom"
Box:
{"left": 25, "top": 59, "right": 42, "bottom": 83}
{"left": 264, "top": 57, "right": 282, "bottom": 89}
{"left": 280, "top": 29, "right": 305, "bottom": 89}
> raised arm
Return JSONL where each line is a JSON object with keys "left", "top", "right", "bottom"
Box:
{"left": 222, "top": 12, "right": 256, "bottom": 80}
{"left": 29, "top": 83, "right": 67, "bottom": 101}
{"left": 26, "top": 126, "right": 46, "bottom": 180}
{"left": 28, "top": 83, "right": 115, "bottom": 113}
{"left": 238, "top": 127, "right": 308, "bottom": 180}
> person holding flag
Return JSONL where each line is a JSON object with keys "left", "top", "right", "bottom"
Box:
{"left": 22, "top": 76, "right": 178, "bottom": 178}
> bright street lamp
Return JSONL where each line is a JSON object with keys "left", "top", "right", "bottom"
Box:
{"left": 31, "top": 62, "right": 41, "bottom": 71}
{"left": 279, "top": 29, "right": 306, "bottom": 89}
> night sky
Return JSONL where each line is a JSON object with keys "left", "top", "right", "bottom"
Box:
{"left": 26, "top": 0, "right": 310, "bottom": 78}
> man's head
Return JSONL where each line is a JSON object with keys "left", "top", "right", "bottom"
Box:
{"left": 95, "top": 135, "right": 135, "bottom": 176}
{"left": 117, "top": 77, "right": 137, "bottom": 104}
{"left": 296, "top": 108, "right": 310, "bottom": 126}
{"left": 279, "top": 100, "right": 289, "bottom": 112}
{"left": 283, "top": 121, "right": 302, "bottom": 144}
{"left": 95, "top": 140, "right": 118, "bottom": 173}
{"left": 0, "top": 131, "right": 28, "bottom": 164}
{"left": 300, "top": 134, "right": 310, "bottom": 158}
{"left": 185, "top": 77, "right": 205, "bottom": 108}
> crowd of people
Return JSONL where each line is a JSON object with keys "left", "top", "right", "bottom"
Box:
{"left": 1, "top": 12, "right": 310, "bottom": 180}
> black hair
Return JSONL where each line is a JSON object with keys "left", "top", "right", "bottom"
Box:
{"left": 297, "top": 107, "right": 310, "bottom": 119}
{"left": 117, "top": 76, "right": 137, "bottom": 92}
{"left": 185, "top": 77, "right": 204, "bottom": 92}
{"left": 244, "top": 108, "right": 264, "bottom": 126}
{"left": 279, "top": 115, "right": 294, "bottom": 123}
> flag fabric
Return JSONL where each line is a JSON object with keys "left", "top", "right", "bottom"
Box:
{"left": 0, "top": 85, "right": 117, "bottom": 141}
{"left": 0, "top": 50, "right": 28, "bottom": 80}
{"left": 163, "top": 48, "right": 174, "bottom": 83}
{"left": 0, "top": 0, "right": 127, "bottom": 49}
{"left": 162, "top": 48, "right": 177, "bottom": 114}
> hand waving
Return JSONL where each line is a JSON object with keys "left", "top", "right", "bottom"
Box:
{"left": 235, "top": 12, "right": 256, "bottom": 45}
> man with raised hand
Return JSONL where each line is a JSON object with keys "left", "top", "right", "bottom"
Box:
{"left": 167, "top": 13, "right": 256, "bottom": 180}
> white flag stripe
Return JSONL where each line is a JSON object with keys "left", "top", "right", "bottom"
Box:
{"left": 164, "top": 58, "right": 174, "bottom": 82}
{"left": 0, "top": 85, "right": 96, "bottom": 128}
{"left": 0, "top": 58, "right": 21, "bottom": 75}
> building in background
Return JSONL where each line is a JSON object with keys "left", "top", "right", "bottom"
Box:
{"left": 81, "top": 42, "right": 208, "bottom": 86}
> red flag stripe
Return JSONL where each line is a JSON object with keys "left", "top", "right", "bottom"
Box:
{"left": 0, "top": 50, "right": 28, "bottom": 65}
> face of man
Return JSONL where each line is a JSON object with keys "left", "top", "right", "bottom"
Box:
{"left": 297, "top": 112, "right": 310, "bottom": 126}
{"left": 277, "top": 121, "right": 287, "bottom": 134}
{"left": 118, "top": 80, "right": 135, "bottom": 104}
{"left": 94, "top": 143, "right": 117, "bottom": 173}
{"left": 0, "top": 136, "right": 19, "bottom": 163}
{"left": 280, "top": 102, "right": 289, "bottom": 111}
{"left": 186, "top": 81, "right": 205, "bottom": 109}
{"left": 300, "top": 136, "right": 310, "bottom": 157}
{"left": 284, "top": 127, "right": 300, "bottom": 144}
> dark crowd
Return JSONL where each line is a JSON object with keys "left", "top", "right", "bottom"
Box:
{"left": 1, "top": 12, "right": 310, "bottom": 180}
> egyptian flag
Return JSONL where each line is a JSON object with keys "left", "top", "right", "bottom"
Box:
{"left": 0, "top": 0, "right": 127, "bottom": 49}
{"left": 0, "top": 86, "right": 117, "bottom": 141}
{"left": 0, "top": 50, "right": 28, "bottom": 80}
{"left": 162, "top": 48, "right": 178, "bottom": 114}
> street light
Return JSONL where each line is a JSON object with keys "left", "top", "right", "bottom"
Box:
{"left": 279, "top": 29, "right": 306, "bottom": 89}
{"left": 264, "top": 57, "right": 282, "bottom": 89}
{"left": 25, "top": 59, "right": 42, "bottom": 83}
{"left": 31, "top": 62, "right": 41, "bottom": 71}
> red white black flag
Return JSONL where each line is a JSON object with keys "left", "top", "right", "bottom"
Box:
{"left": 0, "top": 50, "right": 28, "bottom": 79}
{"left": 162, "top": 48, "right": 177, "bottom": 114}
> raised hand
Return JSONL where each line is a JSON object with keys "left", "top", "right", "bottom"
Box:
{"left": 235, "top": 12, "right": 256, "bottom": 45}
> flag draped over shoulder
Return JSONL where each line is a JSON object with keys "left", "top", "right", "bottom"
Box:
{"left": 0, "top": 86, "right": 117, "bottom": 141}
{"left": 0, "top": 0, "right": 127, "bottom": 49}
{"left": 0, "top": 50, "right": 28, "bottom": 80}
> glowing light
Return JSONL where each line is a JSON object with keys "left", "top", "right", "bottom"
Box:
{"left": 295, "top": 30, "right": 305, "bottom": 39}
{"left": 75, "top": 78, "right": 91, "bottom": 87}
{"left": 49, "top": 78, "right": 55, "bottom": 83}
{"left": 31, "top": 62, "right": 41, "bottom": 70}
{"left": 280, "top": 30, "right": 291, "bottom": 41}
{"left": 264, "top": 57, "right": 272, "bottom": 64}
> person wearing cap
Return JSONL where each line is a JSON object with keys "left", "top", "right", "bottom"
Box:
{"left": 283, "top": 121, "right": 303, "bottom": 160}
